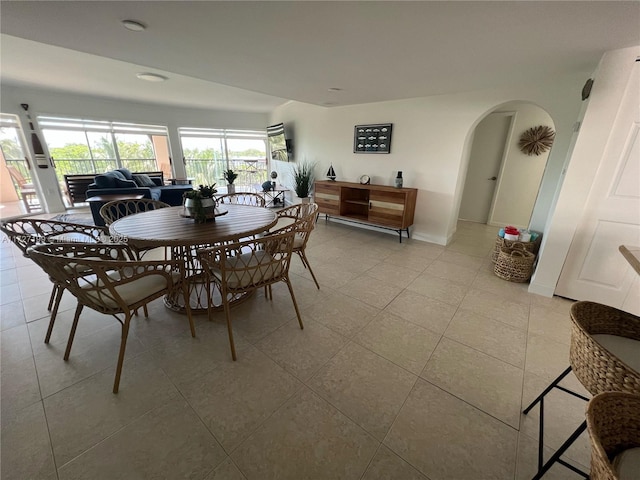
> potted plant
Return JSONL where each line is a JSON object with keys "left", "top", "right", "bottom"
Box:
{"left": 290, "top": 161, "right": 315, "bottom": 202}
{"left": 183, "top": 184, "right": 217, "bottom": 223}
{"left": 223, "top": 169, "right": 239, "bottom": 194}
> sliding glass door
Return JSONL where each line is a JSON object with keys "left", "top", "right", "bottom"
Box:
{"left": 179, "top": 128, "right": 267, "bottom": 189}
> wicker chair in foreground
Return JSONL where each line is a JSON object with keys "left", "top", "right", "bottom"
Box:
{"left": 216, "top": 192, "right": 266, "bottom": 207}
{"left": 586, "top": 391, "right": 640, "bottom": 480}
{"left": 28, "top": 242, "right": 195, "bottom": 393}
{"left": 523, "top": 301, "right": 640, "bottom": 479}
{"left": 0, "top": 218, "right": 108, "bottom": 343}
{"left": 198, "top": 229, "right": 302, "bottom": 361}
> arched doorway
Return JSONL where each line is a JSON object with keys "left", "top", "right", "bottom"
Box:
{"left": 458, "top": 101, "right": 555, "bottom": 229}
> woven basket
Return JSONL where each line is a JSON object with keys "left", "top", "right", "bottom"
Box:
{"left": 491, "top": 237, "right": 537, "bottom": 263}
{"left": 586, "top": 391, "right": 640, "bottom": 480}
{"left": 569, "top": 301, "right": 640, "bottom": 396}
{"left": 493, "top": 244, "right": 535, "bottom": 282}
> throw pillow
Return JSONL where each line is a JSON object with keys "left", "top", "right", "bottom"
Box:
{"left": 94, "top": 174, "right": 116, "bottom": 188}
{"left": 110, "top": 170, "right": 126, "bottom": 181}
{"left": 132, "top": 174, "right": 157, "bottom": 187}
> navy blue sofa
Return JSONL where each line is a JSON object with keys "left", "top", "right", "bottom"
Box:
{"left": 85, "top": 169, "right": 192, "bottom": 225}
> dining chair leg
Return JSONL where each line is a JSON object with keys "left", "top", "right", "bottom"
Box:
{"left": 64, "top": 303, "right": 84, "bottom": 360}
{"left": 222, "top": 291, "right": 237, "bottom": 361}
{"left": 298, "top": 252, "right": 320, "bottom": 289}
{"left": 113, "top": 314, "right": 131, "bottom": 394}
{"left": 183, "top": 282, "right": 196, "bottom": 338}
{"left": 45, "top": 285, "right": 65, "bottom": 343}
{"left": 284, "top": 279, "right": 304, "bottom": 330}
{"left": 47, "top": 285, "right": 58, "bottom": 311}
{"left": 143, "top": 304, "right": 149, "bottom": 317}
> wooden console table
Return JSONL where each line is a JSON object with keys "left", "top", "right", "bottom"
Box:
{"left": 314, "top": 180, "right": 417, "bottom": 242}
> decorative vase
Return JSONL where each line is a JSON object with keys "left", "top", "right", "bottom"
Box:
{"left": 395, "top": 171, "right": 403, "bottom": 188}
{"left": 227, "top": 184, "right": 236, "bottom": 194}
{"left": 184, "top": 197, "right": 216, "bottom": 223}
{"left": 299, "top": 197, "right": 311, "bottom": 204}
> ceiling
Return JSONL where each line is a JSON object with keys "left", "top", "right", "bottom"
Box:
{"left": 1, "top": 1, "right": 639, "bottom": 113}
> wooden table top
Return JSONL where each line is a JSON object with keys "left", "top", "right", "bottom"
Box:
{"left": 619, "top": 245, "right": 640, "bottom": 275}
{"left": 109, "top": 204, "right": 277, "bottom": 248}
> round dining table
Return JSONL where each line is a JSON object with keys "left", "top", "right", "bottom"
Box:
{"left": 109, "top": 204, "right": 278, "bottom": 313}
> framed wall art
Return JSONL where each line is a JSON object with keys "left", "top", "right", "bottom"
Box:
{"left": 354, "top": 123, "right": 392, "bottom": 154}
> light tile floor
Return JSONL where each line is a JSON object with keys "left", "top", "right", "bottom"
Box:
{"left": 1, "top": 219, "right": 591, "bottom": 479}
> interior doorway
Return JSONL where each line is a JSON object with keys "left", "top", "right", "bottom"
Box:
{"left": 459, "top": 112, "right": 514, "bottom": 224}
{"left": 459, "top": 101, "right": 555, "bottom": 229}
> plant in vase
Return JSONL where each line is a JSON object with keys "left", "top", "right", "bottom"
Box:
{"left": 223, "top": 169, "right": 238, "bottom": 194}
{"left": 183, "top": 184, "right": 217, "bottom": 223}
{"left": 290, "top": 161, "right": 316, "bottom": 202}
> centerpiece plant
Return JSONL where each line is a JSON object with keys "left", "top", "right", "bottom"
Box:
{"left": 183, "top": 184, "right": 218, "bottom": 223}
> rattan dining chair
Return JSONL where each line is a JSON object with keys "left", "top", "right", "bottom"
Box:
{"left": 28, "top": 242, "right": 195, "bottom": 393}
{"left": 216, "top": 192, "right": 266, "bottom": 207}
{"left": 523, "top": 301, "right": 640, "bottom": 479}
{"left": 586, "top": 391, "right": 640, "bottom": 480}
{"left": 99, "top": 198, "right": 170, "bottom": 226}
{"left": 0, "top": 218, "right": 108, "bottom": 343}
{"left": 268, "top": 202, "right": 320, "bottom": 289}
{"left": 99, "top": 198, "right": 171, "bottom": 260}
{"left": 198, "top": 229, "right": 302, "bottom": 361}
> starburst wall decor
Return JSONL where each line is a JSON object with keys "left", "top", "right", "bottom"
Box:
{"left": 518, "top": 126, "right": 555, "bottom": 156}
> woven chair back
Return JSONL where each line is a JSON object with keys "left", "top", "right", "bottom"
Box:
{"left": 271, "top": 202, "right": 319, "bottom": 250}
{"left": 99, "top": 199, "right": 170, "bottom": 226}
{"left": 216, "top": 192, "right": 266, "bottom": 207}
{"left": 198, "top": 230, "right": 296, "bottom": 293}
{"left": 0, "top": 218, "right": 107, "bottom": 256}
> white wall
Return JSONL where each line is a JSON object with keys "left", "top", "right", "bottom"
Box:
{"left": 491, "top": 102, "right": 554, "bottom": 228}
{"left": 0, "top": 85, "right": 269, "bottom": 211}
{"left": 529, "top": 45, "right": 640, "bottom": 297}
{"left": 270, "top": 73, "right": 586, "bottom": 245}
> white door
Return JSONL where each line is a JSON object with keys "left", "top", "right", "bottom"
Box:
{"left": 458, "top": 113, "right": 512, "bottom": 223}
{"left": 556, "top": 62, "right": 640, "bottom": 315}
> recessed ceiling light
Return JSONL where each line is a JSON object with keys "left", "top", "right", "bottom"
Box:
{"left": 122, "top": 20, "right": 146, "bottom": 31}
{"left": 136, "top": 72, "right": 168, "bottom": 82}
{"left": 327, "top": 87, "right": 342, "bottom": 92}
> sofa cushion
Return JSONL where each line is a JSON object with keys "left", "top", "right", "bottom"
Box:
{"left": 115, "top": 168, "right": 133, "bottom": 180}
{"left": 114, "top": 178, "right": 137, "bottom": 188}
{"left": 132, "top": 173, "right": 157, "bottom": 187}
{"left": 111, "top": 170, "right": 126, "bottom": 180}
{"left": 94, "top": 173, "right": 117, "bottom": 188}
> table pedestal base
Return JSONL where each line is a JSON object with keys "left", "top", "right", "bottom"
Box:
{"left": 163, "top": 270, "right": 253, "bottom": 315}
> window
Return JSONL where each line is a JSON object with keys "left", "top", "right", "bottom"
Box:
{"left": 38, "top": 116, "right": 169, "bottom": 180}
{"left": 179, "top": 128, "right": 267, "bottom": 187}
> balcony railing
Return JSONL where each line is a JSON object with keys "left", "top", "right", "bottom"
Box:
{"left": 186, "top": 159, "right": 268, "bottom": 189}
